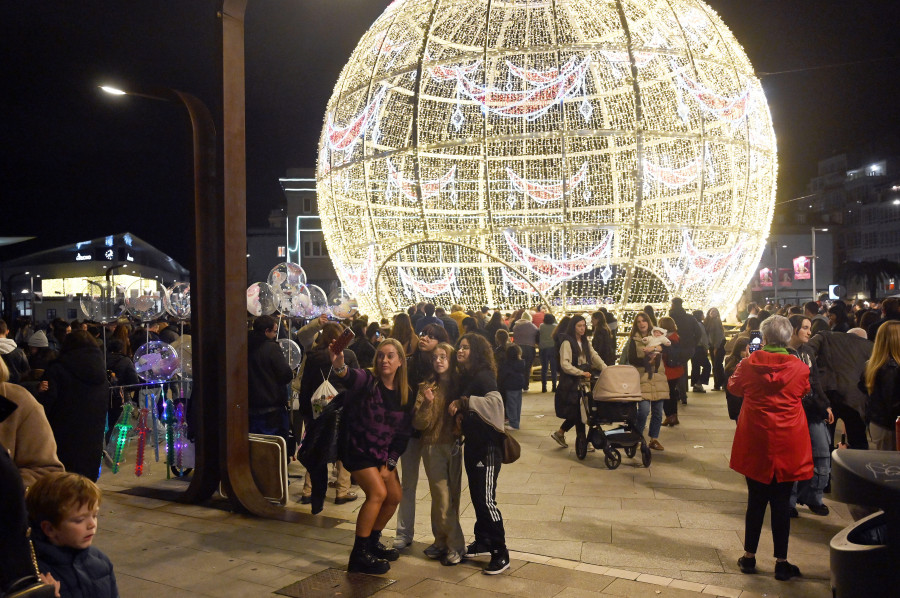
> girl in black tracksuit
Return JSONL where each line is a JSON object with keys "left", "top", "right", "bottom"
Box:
{"left": 449, "top": 333, "right": 509, "bottom": 575}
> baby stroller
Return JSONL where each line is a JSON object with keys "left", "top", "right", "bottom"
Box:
{"left": 576, "top": 365, "right": 651, "bottom": 469}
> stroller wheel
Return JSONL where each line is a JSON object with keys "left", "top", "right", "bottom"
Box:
{"left": 604, "top": 448, "right": 622, "bottom": 470}
{"left": 575, "top": 434, "right": 588, "bottom": 460}
{"left": 624, "top": 445, "right": 637, "bottom": 459}
{"left": 641, "top": 445, "right": 652, "bottom": 468}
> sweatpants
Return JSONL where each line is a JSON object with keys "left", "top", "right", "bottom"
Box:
{"left": 395, "top": 436, "right": 423, "bottom": 543}
{"left": 464, "top": 444, "right": 506, "bottom": 551}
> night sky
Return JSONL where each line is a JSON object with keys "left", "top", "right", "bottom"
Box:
{"left": 2, "top": 0, "right": 898, "bottom": 268}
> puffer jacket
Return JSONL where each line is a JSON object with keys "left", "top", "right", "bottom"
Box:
{"left": 32, "top": 528, "right": 119, "bottom": 598}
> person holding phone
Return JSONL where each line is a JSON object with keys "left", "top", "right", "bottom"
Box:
{"left": 729, "top": 315, "right": 812, "bottom": 581}
{"left": 330, "top": 338, "right": 414, "bottom": 575}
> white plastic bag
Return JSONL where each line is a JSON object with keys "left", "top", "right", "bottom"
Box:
{"left": 311, "top": 377, "right": 338, "bottom": 419}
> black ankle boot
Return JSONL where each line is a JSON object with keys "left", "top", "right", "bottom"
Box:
{"left": 368, "top": 530, "right": 399, "bottom": 562}
{"left": 348, "top": 536, "right": 390, "bottom": 574}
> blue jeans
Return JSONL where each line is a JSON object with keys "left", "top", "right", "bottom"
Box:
{"left": 637, "top": 400, "right": 664, "bottom": 440}
{"left": 505, "top": 390, "right": 522, "bottom": 429}
{"left": 790, "top": 420, "right": 831, "bottom": 508}
{"left": 539, "top": 347, "right": 558, "bottom": 390}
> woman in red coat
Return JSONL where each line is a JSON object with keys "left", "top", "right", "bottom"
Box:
{"left": 728, "top": 315, "right": 812, "bottom": 582}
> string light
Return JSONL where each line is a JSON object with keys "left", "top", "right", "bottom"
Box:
{"left": 317, "top": 0, "right": 776, "bottom": 318}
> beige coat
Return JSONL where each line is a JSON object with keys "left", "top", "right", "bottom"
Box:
{"left": 0, "top": 381, "right": 65, "bottom": 489}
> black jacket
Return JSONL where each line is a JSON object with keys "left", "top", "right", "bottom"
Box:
{"left": 39, "top": 346, "right": 109, "bottom": 481}
{"left": 591, "top": 329, "right": 616, "bottom": 366}
{"left": 350, "top": 337, "right": 376, "bottom": 369}
{"left": 247, "top": 331, "right": 294, "bottom": 413}
{"left": 106, "top": 352, "right": 140, "bottom": 388}
{"left": 669, "top": 305, "right": 701, "bottom": 364}
{"left": 788, "top": 345, "right": 830, "bottom": 421}
{"left": 864, "top": 358, "right": 900, "bottom": 429}
{"left": 458, "top": 368, "right": 502, "bottom": 458}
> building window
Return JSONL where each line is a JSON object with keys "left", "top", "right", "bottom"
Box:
{"left": 277, "top": 246, "right": 286, "bottom": 257}
{"left": 303, "top": 197, "right": 313, "bottom": 213}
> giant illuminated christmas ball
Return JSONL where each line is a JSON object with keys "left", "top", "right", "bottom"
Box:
{"left": 317, "top": 0, "right": 776, "bottom": 318}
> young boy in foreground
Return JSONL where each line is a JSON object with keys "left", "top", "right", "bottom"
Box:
{"left": 26, "top": 471, "right": 119, "bottom": 598}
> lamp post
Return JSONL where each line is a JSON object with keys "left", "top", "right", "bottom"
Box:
{"left": 811, "top": 227, "right": 828, "bottom": 302}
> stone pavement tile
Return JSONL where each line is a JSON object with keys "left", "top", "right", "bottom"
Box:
{"left": 677, "top": 511, "right": 745, "bottom": 531}
{"left": 511, "top": 561, "right": 617, "bottom": 593}
{"left": 115, "top": 573, "right": 199, "bottom": 597}
{"left": 175, "top": 571, "right": 282, "bottom": 597}
{"left": 612, "top": 526, "right": 743, "bottom": 550}
{"left": 536, "top": 494, "right": 621, "bottom": 509}
{"left": 502, "top": 537, "right": 584, "bottom": 560}
{"left": 701, "top": 583, "right": 741, "bottom": 597}
{"left": 496, "top": 492, "right": 542, "bottom": 505}
{"left": 563, "top": 483, "right": 656, "bottom": 498}
{"left": 464, "top": 502, "right": 564, "bottom": 522}
{"left": 459, "top": 567, "right": 567, "bottom": 597}
{"left": 644, "top": 472, "right": 714, "bottom": 489}
{"left": 553, "top": 588, "right": 621, "bottom": 598}
{"left": 370, "top": 590, "right": 406, "bottom": 598}
{"left": 668, "top": 579, "right": 706, "bottom": 592}
{"left": 602, "top": 578, "right": 710, "bottom": 597}
{"left": 581, "top": 539, "right": 724, "bottom": 573}
{"left": 505, "top": 519, "right": 612, "bottom": 543}
{"left": 224, "top": 561, "right": 300, "bottom": 587}
{"left": 402, "top": 578, "right": 513, "bottom": 598}
{"left": 157, "top": 501, "right": 237, "bottom": 520}
{"left": 700, "top": 471, "right": 747, "bottom": 491}
{"left": 562, "top": 506, "right": 681, "bottom": 528}
{"left": 681, "top": 572, "right": 828, "bottom": 598}
{"left": 627, "top": 499, "right": 746, "bottom": 514}
{"left": 635, "top": 572, "right": 671, "bottom": 586}
{"left": 653, "top": 488, "right": 745, "bottom": 502}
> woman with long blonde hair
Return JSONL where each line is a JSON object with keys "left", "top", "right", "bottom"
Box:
{"left": 330, "top": 337, "right": 413, "bottom": 575}
{"left": 863, "top": 320, "right": 900, "bottom": 450}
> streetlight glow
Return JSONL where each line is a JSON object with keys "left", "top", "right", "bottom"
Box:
{"left": 100, "top": 85, "right": 127, "bottom": 95}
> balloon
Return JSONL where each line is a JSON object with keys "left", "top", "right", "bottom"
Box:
{"left": 246, "top": 282, "right": 279, "bottom": 316}
{"left": 164, "top": 282, "right": 191, "bottom": 320}
{"left": 303, "top": 284, "right": 328, "bottom": 318}
{"left": 80, "top": 281, "right": 124, "bottom": 323}
{"left": 268, "top": 262, "right": 307, "bottom": 296}
{"left": 125, "top": 279, "right": 166, "bottom": 322}
{"left": 133, "top": 341, "right": 180, "bottom": 383}
{"left": 327, "top": 288, "right": 359, "bottom": 319}
{"left": 277, "top": 338, "right": 303, "bottom": 370}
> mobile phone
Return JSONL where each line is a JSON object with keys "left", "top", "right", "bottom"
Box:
{"left": 748, "top": 331, "right": 762, "bottom": 353}
{"left": 331, "top": 327, "right": 355, "bottom": 354}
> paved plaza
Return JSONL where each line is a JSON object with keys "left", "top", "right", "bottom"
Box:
{"left": 95, "top": 389, "right": 845, "bottom": 597}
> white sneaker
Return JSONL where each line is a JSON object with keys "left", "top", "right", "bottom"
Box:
{"left": 393, "top": 537, "right": 411, "bottom": 550}
{"left": 441, "top": 550, "right": 462, "bottom": 566}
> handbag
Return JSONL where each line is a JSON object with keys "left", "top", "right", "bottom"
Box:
{"left": 4, "top": 539, "right": 57, "bottom": 598}
{"left": 501, "top": 431, "right": 521, "bottom": 464}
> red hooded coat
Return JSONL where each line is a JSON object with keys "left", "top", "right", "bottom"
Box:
{"left": 728, "top": 350, "right": 813, "bottom": 484}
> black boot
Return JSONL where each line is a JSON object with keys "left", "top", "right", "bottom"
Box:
{"left": 368, "top": 530, "right": 399, "bottom": 562}
{"left": 483, "top": 548, "right": 510, "bottom": 575}
{"left": 348, "top": 536, "right": 390, "bottom": 574}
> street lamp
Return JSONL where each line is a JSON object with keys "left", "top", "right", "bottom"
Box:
{"left": 811, "top": 227, "right": 828, "bottom": 302}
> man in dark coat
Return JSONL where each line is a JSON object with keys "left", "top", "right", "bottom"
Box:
{"left": 866, "top": 297, "right": 900, "bottom": 341}
{"left": 247, "top": 315, "right": 294, "bottom": 442}
{"left": 668, "top": 297, "right": 702, "bottom": 401}
{"left": 0, "top": 318, "right": 30, "bottom": 383}
{"left": 38, "top": 331, "right": 109, "bottom": 481}
{"left": 806, "top": 329, "right": 873, "bottom": 450}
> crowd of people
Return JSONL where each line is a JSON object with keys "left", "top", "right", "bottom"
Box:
{"left": 1, "top": 292, "right": 899, "bottom": 593}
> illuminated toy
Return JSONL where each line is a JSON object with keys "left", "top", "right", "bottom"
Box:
{"left": 317, "top": 0, "right": 776, "bottom": 318}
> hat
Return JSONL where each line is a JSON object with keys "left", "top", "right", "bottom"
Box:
{"left": 847, "top": 328, "right": 868, "bottom": 339}
{"left": 651, "top": 326, "right": 668, "bottom": 336}
{"left": 28, "top": 330, "right": 49, "bottom": 348}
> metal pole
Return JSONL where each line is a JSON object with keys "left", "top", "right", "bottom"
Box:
{"left": 811, "top": 227, "right": 817, "bottom": 303}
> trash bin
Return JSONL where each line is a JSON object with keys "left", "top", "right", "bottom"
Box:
{"left": 829, "top": 449, "right": 900, "bottom": 598}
